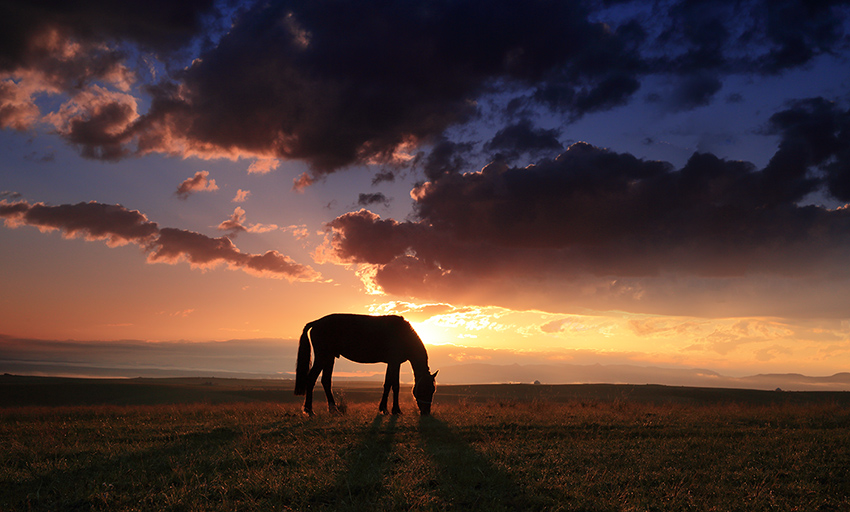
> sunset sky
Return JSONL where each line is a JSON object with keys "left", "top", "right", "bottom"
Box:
{"left": 3, "top": 0, "right": 850, "bottom": 383}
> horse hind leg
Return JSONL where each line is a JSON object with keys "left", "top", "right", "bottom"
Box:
{"left": 302, "top": 357, "right": 325, "bottom": 416}
{"left": 381, "top": 363, "right": 402, "bottom": 415}
{"left": 321, "top": 358, "right": 339, "bottom": 413}
{"left": 379, "top": 363, "right": 394, "bottom": 414}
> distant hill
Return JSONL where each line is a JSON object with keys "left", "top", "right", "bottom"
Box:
{"left": 435, "top": 363, "right": 850, "bottom": 391}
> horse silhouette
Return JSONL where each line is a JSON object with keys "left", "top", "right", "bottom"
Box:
{"left": 294, "top": 313, "right": 437, "bottom": 415}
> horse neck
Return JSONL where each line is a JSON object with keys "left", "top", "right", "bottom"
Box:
{"left": 408, "top": 347, "right": 430, "bottom": 381}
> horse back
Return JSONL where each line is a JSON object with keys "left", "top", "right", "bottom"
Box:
{"left": 307, "top": 314, "right": 421, "bottom": 364}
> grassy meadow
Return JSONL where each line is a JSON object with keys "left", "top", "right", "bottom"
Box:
{"left": 1, "top": 376, "right": 849, "bottom": 511}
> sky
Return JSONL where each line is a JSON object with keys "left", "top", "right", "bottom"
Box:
{"left": 3, "top": 0, "right": 850, "bottom": 384}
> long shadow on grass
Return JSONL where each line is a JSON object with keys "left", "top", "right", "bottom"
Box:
{"left": 308, "top": 414, "right": 398, "bottom": 509}
{"left": 419, "top": 415, "right": 549, "bottom": 511}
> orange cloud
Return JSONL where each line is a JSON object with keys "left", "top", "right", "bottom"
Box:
{"left": 232, "top": 189, "right": 251, "bottom": 203}
{"left": 247, "top": 158, "right": 280, "bottom": 175}
{"left": 217, "top": 207, "right": 279, "bottom": 237}
{"left": 283, "top": 224, "right": 310, "bottom": 241}
{"left": 292, "top": 172, "right": 314, "bottom": 193}
{"left": 175, "top": 171, "right": 218, "bottom": 199}
{"left": 217, "top": 207, "right": 248, "bottom": 235}
{"left": 0, "top": 79, "right": 41, "bottom": 130}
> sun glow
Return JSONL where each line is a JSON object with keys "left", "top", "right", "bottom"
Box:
{"left": 410, "top": 320, "right": 450, "bottom": 346}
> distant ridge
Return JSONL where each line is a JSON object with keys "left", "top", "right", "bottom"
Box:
{"left": 435, "top": 363, "right": 850, "bottom": 391}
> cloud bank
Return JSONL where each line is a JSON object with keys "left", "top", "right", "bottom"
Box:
{"left": 319, "top": 99, "right": 850, "bottom": 317}
{"left": 0, "top": 199, "right": 319, "bottom": 281}
{"left": 2, "top": 0, "right": 848, "bottom": 173}
{"left": 3, "top": 0, "right": 850, "bottom": 320}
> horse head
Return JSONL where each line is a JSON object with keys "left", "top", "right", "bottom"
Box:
{"left": 413, "top": 370, "right": 438, "bottom": 415}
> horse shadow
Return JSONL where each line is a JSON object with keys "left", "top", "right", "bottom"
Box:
{"left": 308, "top": 413, "right": 549, "bottom": 510}
{"left": 309, "top": 414, "right": 399, "bottom": 509}
{"left": 418, "top": 415, "right": 548, "bottom": 511}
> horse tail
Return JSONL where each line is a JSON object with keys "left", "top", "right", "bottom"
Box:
{"left": 294, "top": 323, "right": 313, "bottom": 395}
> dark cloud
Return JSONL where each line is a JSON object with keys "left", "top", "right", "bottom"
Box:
{"left": 0, "top": 0, "right": 639, "bottom": 170}
{"left": 0, "top": 199, "right": 319, "bottom": 281}
{"left": 131, "top": 0, "right": 632, "bottom": 172}
{"left": 0, "top": 0, "right": 219, "bottom": 71}
{"left": 756, "top": 0, "right": 850, "bottom": 73}
{"left": 655, "top": 1, "right": 734, "bottom": 73}
{"left": 535, "top": 73, "right": 642, "bottom": 118}
{"left": 60, "top": 93, "right": 139, "bottom": 161}
{"left": 148, "top": 228, "right": 309, "bottom": 279}
{"left": 323, "top": 209, "right": 425, "bottom": 266}
{"left": 0, "top": 199, "right": 159, "bottom": 246}
{"left": 1, "top": 0, "right": 849, "bottom": 175}
{"left": 415, "top": 138, "right": 476, "bottom": 181}
{"left": 483, "top": 119, "right": 562, "bottom": 160}
{"left": 0, "top": 0, "right": 221, "bottom": 140}
{"left": 357, "top": 193, "right": 390, "bottom": 208}
{"left": 645, "top": 75, "right": 722, "bottom": 112}
{"left": 651, "top": 0, "right": 849, "bottom": 74}
{"left": 670, "top": 75, "right": 722, "bottom": 111}
{"left": 320, "top": 110, "right": 850, "bottom": 313}
{"left": 371, "top": 170, "right": 396, "bottom": 185}
{"left": 763, "top": 97, "right": 850, "bottom": 202}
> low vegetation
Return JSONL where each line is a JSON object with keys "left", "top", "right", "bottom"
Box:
{"left": 1, "top": 376, "right": 849, "bottom": 511}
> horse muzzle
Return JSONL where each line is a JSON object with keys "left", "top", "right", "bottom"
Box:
{"left": 417, "top": 401, "right": 431, "bottom": 415}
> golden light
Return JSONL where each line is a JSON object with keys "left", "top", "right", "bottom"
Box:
{"left": 410, "top": 320, "right": 450, "bottom": 346}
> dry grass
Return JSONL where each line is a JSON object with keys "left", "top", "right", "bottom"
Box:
{"left": 2, "top": 396, "right": 849, "bottom": 511}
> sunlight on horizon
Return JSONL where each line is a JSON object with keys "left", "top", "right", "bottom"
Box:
{"left": 367, "top": 300, "right": 850, "bottom": 377}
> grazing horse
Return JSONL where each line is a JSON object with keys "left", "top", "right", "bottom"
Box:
{"left": 294, "top": 314, "right": 438, "bottom": 415}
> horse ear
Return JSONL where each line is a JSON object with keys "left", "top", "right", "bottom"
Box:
{"left": 431, "top": 370, "right": 438, "bottom": 379}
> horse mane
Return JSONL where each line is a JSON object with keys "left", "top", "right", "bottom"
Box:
{"left": 398, "top": 317, "right": 430, "bottom": 374}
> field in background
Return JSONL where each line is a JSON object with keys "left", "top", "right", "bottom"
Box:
{"left": 4, "top": 375, "right": 850, "bottom": 408}
{"left": 2, "top": 375, "right": 850, "bottom": 510}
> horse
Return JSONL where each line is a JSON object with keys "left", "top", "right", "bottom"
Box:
{"left": 294, "top": 313, "right": 438, "bottom": 415}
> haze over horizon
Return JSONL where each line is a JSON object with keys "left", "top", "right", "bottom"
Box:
{"left": 3, "top": 334, "right": 850, "bottom": 393}
{"left": 3, "top": 0, "right": 850, "bottom": 386}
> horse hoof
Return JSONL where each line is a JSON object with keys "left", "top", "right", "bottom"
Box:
{"left": 392, "top": 409, "right": 402, "bottom": 416}
{"left": 302, "top": 409, "right": 314, "bottom": 417}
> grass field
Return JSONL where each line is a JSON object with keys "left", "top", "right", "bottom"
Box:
{"left": 1, "top": 376, "right": 849, "bottom": 511}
